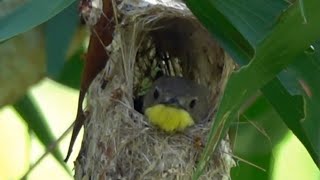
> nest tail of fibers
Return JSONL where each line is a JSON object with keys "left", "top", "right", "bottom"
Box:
{"left": 74, "top": 0, "right": 235, "bottom": 179}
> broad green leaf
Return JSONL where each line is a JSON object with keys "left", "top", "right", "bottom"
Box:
{"left": 184, "top": 0, "right": 254, "bottom": 65}
{"left": 189, "top": 0, "right": 320, "bottom": 178}
{"left": 231, "top": 95, "right": 288, "bottom": 180}
{"left": 56, "top": 48, "right": 84, "bottom": 89}
{"left": 278, "top": 44, "right": 320, "bottom": 165}
{"left": 213, "top": 0, "right": 288, "bottom": 47}
{"left": 185, "top": 0, "right": 317, "bottom": 172}
{"left": 186, "top": 0, "right": 288, "bottom": 66}
{"left": 231, "top": 153, "right": 272, "bottom": 180}
{"left": 0, "top": 0, "right": 76, "bottom": 42}
{"left": 234, "top": 95, "right": 288, "bottom": 155}
{"left": 262, "top": 74, "right": 319, "bottom": 165}
{"left": 13, "top": 94, "right": 70, "bottom": 174}
{"left": 255, "top": 38, "right": 320, "bottom": 169}
{"left": 184, "top": 0, "right": 305, "bottom": 156}
{"left": 45, "top": 1, "right": 79, "bottom": 78}
{"left": 292, "top": 42, "right": 320, "bottom": 164}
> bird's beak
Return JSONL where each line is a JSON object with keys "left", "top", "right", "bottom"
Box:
{"left": 161, "top": 97, "right": 184, "bottom": 109}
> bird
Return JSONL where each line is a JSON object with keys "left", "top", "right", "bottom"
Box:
{"left": 143, "top": 76, "right": 211, "bottom": 132}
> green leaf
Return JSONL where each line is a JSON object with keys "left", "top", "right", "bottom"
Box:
{"left": 262, "top": 74, "right": 319, "bottom": 165}
{"left": 184, "top": 0, "right": 254, "bottom": 65}
{"left": 231, "top": 95, "right": 288, "bottom": 180}
{"left": 231, "top": 153, "right": 272, "bottom": 180}
{"left": 184, "top": 0, "right": 304, "bottom": 155}
{"left": 292, "top": 43, "right": 320, "bottom": 164}
{"left": 55, "top": 48, "right": 84, "bottom": 89}
{"left": 253, "top": 37, "right": 320, "bottom": 171}
{"left": 13, "top": 94, "right": 70, "bottom": 174}
{"left": 0, "top": 0, "right": 76, "bottom": 42}
{"left": 213, "top": 0, "right": 289, "bottom": 47}
{"left": 45, "top": 1, "right": 79, "bottom": 78}
{"left": 278, "top": 44, "right": 320, "bottom": 165}
{"left": 185, "top": 0, "right": 288, "bottom": 66}
{"left": 189, "top": 0, "right": 320, "bottom": 178}
{"left": 234, "top": 95, "right": 289, "bottom": 155}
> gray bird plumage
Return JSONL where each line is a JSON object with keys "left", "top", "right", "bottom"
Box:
{"left": 143, "top": 76, "right": 211, "bottom": 122}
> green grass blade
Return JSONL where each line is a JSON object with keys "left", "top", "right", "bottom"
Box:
{"left": 13, "top": 94, "right": 70, "bottom": 174}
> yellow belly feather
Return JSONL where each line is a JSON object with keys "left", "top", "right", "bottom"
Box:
{"left": 145, "top": 104, "right": 194, "bottom": 132}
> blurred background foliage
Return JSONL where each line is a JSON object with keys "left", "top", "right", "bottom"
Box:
{"left": 0, "top": 0, "right": 319, "bottom": 179}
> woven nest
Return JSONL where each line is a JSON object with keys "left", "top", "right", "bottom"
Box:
{"left": 75, "top": 0, "right": 235, "bottom": 179}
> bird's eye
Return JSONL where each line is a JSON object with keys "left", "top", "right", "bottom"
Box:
{"left": 189, "top": 98, "right": 197, "bottom": 109}
{"left": 153, "top": 88, "right": 160, "bottom": 99}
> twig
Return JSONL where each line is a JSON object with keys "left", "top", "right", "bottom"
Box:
{"left": 21, "top": 122, "right": 75, "bottom": 179}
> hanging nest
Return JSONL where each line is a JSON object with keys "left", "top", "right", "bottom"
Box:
{"left": 75, "top": 0, "right": 235, "bottom": 179}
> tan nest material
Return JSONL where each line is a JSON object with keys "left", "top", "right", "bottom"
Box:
{"left": 75, "top": 0, "right": 235, "bottom": 179}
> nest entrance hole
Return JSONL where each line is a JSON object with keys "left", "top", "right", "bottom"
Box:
{"left": 133, "top": 16, "right": 226, "bottom": 113}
